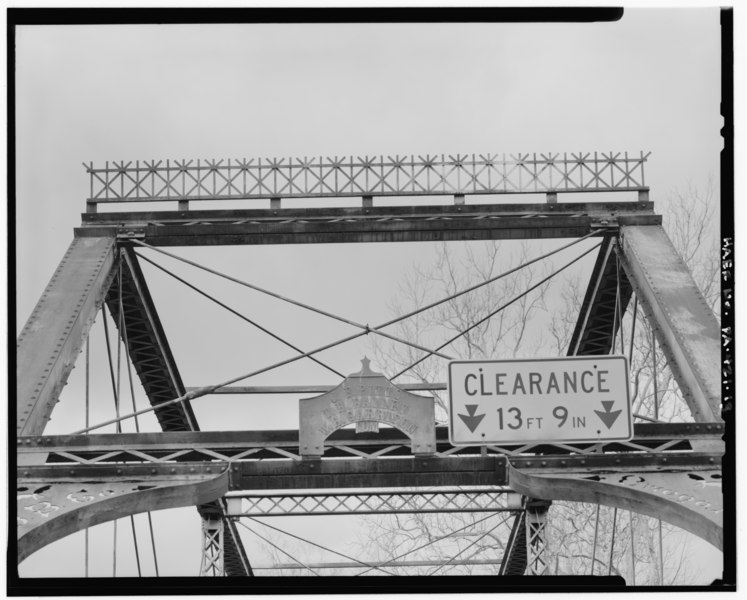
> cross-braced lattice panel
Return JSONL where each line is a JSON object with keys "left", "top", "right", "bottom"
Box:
{"left": 200, "top": 518, "right": 224, "bottom": 577}
{"left": 229, "top": 489, "right": 514, "bottom": 517}
{"left": 85, "top": 152, "right": 649, "bottom": 203}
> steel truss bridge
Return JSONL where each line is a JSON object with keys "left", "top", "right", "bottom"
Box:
{"left": 15, "top": 151, "right": 725, "bottom": 584}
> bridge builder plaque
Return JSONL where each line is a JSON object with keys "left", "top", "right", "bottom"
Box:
{"left": 299, "top": 358, "right": 436, "bottom": 458}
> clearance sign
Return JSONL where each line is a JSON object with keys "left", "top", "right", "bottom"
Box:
{"left": 448, "top": 356, "right": 632, "bottom": 445}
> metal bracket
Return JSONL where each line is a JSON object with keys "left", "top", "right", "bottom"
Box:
{"left": 117, "top": 227, "right": 146, "bottom": 240}
{"left": 590, "top": 218, "right": 618, "bottom": 230}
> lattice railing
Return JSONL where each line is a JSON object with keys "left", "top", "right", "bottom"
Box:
{"left": 84, "top": 152, "right": 650, "bottom": 206}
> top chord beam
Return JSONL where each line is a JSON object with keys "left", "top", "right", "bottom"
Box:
{"left": 84, "top": 152, "right": 650, "bottom": 210}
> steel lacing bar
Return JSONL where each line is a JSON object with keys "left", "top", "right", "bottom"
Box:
{"left": 152, "top": 449, "right": 193, "bottom": 462}
{"left": 264, "top": 447, "right": 300, "bottom": 460}
{"left": 368, "top": 444, "right": 406, "bottom": 458}
{"left": 49, "top": 450, "right": 104, "bottom": 465}
{"left": 226, "top": 448, "right": 263, "bottom": 460}
{"left": 120, "top": 449, "right": 164, "bottom": 463}
{"left": 435, "top": 446, "right": 466, "bottom": 457}
{"left": 329, "top": 445, "right": 374, "bottom": 459}
{"left": 194, "top": 449, "right": 233, "bottom": 461}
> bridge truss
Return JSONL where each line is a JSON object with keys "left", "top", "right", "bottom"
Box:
{"left": 15, "top": 152, "right": 726, "bottom": 586}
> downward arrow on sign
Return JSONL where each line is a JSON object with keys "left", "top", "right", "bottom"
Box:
{"left": 458, "top": 405, "right": 486, "bottom": 433}
{"left": 594, "top": 401, "right": 622, "bottom": 429}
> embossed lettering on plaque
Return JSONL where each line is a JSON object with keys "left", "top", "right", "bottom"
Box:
{"left": 299, "top": 358, "right": 436, "bottom": 457}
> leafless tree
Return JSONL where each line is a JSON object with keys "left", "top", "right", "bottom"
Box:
{"left": 361, "top": 180, "right": 720, "bottom": 583}
{"left": 372, "top": 240, "right": 552, "bottom": 421}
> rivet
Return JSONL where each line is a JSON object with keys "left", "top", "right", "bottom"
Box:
{"left": 23, "top": 471, "right": 30, "bottom": 477}
{"left": 117, "top": 469, "right": 123, "bottom": 475}
{"left": 309, "top": 464, "right": 315, "bottom": 469}
{"left": 580, "top": 460, "right": 586, "bottom": 465}
{"left": 709, "top": 458, "right": 715, "bottom": 463}
{"left": 541, "top": 461, "right": 547, "bottom": 467}
{"left": 171, "top": 468, "right": 176, "bottom": 474}
{"left": 69, "top": 470, "right": 75, "bottom": 475}
{"left": 190, "top": 467, "right": 195, "bottom": 473}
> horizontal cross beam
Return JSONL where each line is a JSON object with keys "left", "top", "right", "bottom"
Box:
{"left": 18, "top": 452, "right": 720, "bottom": 494}
{"left": 77, "top": 202, "right": 661, "bottom": 246}
{"left": 224, "top": 488, "right": 518, "bottom": 516}
{"left": 16, "top": 423, "right": 724, "bottom": 466}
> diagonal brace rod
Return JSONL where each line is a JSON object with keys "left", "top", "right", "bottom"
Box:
{"left": 137, "top": 252, "right": 345, "bottom": 379}
{"left": 74, "top": 236, "right": 604, "bottom": 434}
{"left": 132, "top": 241, "right": 454, "bottom": 360}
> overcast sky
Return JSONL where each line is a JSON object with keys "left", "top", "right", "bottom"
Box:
{"left": 13, "top": 8, "right": 726, "bottom": 581}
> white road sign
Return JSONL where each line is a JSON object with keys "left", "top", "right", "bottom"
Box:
{"left": 448, "top": 356, "right": 632, "bottom": 445}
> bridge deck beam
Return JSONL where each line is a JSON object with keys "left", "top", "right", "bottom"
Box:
{"left": 78, "top": 202, "right": 661, "bottom": 246}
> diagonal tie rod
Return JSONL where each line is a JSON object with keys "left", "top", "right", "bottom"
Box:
{"left": 75, "top": 233, "right": 604, "bottom": 434}
{"left": 132, "top": 240, "right": 454, "bottom": 361}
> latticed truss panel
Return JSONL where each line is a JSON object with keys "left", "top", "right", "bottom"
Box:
{"left": 226, "top": 489, "right": 516, "bottom": 517}
{"left": 526, "top": 505, "right": 550, "bottom": 576}
{"left": 568, "top": 237, "right": 633, "bottom": 356}
{"left": 85, "top": 152, "right": 649, "bottom": 205}
{"left": 104, "top": 249, "right": 197, "bottom": 432}
{"left": 200, "top": 518, "right": 224, "bottom": 577}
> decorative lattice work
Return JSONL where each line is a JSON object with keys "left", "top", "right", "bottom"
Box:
{"left": 85, "top": 152, "right": 649, "bottom": 205}
{"left": 200, "top": 517, "right": 224, "bottom": 577}
{"left": 225, "top": 489, "right": 516, "bottom": 517}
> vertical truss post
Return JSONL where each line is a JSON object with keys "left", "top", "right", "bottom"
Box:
{"left": 525, "top": 499, "right": 551, "bottom": 575}
{"left": 17, "top": 235, "right": 117, "bottom": 437}
{"left": 618, "top": 225, "right": 721, "bottom": 422}
{"left": 200, "top": 517, "right": 224, "bottom": 577}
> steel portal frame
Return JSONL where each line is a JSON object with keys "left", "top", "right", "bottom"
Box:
{"left": 16, "top": 152, "right": 723, "bottom": 579}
